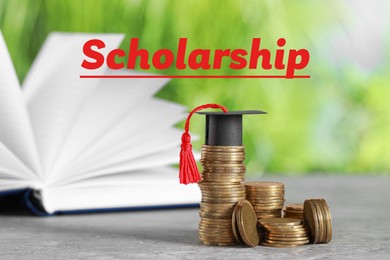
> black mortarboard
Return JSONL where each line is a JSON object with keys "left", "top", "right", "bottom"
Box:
{"left": 179, "top": 104, "right": 267, "bottom": 185}
{"left": 197, "top": 110, "right": 267, "bottom": 146}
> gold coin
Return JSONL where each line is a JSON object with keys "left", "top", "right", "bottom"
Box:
{"left": 199, "top": 238, "right": 237, "bottom": 244}
{"left": 245, "top": 181, "right": 284, "bottom": 188}
{"left": 236, "top": 200, "right": 259, "bottom": 247}
{"left": 200, "top": 217, "right": 232, "bottom": 223}
{"left": 198, "top": 230, "right": 235, "bottom": 237}
{"left": 201, "top": 153, "right": 244, "bottom": 157}
{"left": 252, "top": 202, "right": 285, "bottom": 207}
{"left": 201, "top": 151, "right": 245, "bottom": 156}
{"left": 283, "top": 209, "right": 303, "bottom": 214}
{"left": 201, "top": 155, "right": 245, "bottom": 160}
{"left": 199, "top": 211, "right": 232, "bottom": 219}
{"left": 268, "top": 233, "right": 309, "bottom": 239}
{"left": 264, "top": 239, "right": 309, "bottom": 245}
{"left": 201, "top": 198, "right": 245, "bottom": 203}
{"left": 201, "top": 177, "right": 245, "bottom": 183}
{"left": 201, "top": 172, "right": 245, "bottom": 177}
{"left": 200, "top": 219, "right": 233, "bottom": 224}
{"left": 202, "top": 167, "right": 246, "bottom": 173}
{"left": 248, "top": 200, "right": 285, "bottom": 205}
{"left": 304, "top": 199, "right": 319, "bottom": 244}
{"left": 200, "top": 202, "right": 236, "bottom": 208}
{"left": 256, "top": 213, "right": 283, "bottom": 218}
{"left": 286, "top": 203, "right": 303, "bottom": 211}
{"left": 231, "top": 201, "right": 244, "bottom": 245}
{"left": 200, "top": 187, "right": 245, "bottom": 192}
{"left": 201, "top": 191, "right": 246, "bottom": 196}
{"left": 246, "top": 192, "right": 285, "bottom": 197}
{"left": 283, "top": 214, "right": 304, "bottom": 219}
{"left": 198, "top": 181, "right": 244, "bottom": 188}
{"left": 319, "top": 199, "right": 332, "bottom": 243}
{"left": 312, "top": 200, "right": 325, "bottom": 243}
{"left": 260, "top": 242, "right": 301, "bottom": 248}
{"left": 261, "top": 228, "right": 308, "bottom": 234}
{"left": 201, "top": 159, "right": 245, "bottom": 164}
{"left": 198, "top": 229, "right": 233, "bottom": 235}
{"left": 259, "top": 218, "right": 304, "bottom": 226}
{"left": 200, "top": 241, "right": 238, "bottom": 246}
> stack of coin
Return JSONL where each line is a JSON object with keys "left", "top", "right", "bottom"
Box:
{"left": 283, "top": 203, "right": 304, "bottom": 219}
{"left": 245, "top": 182, "right": 285, "bottom": 219}
{"left": 304, "top": 199, "right": 332, "bottom": 244}
{"left": 198, "top": 145, "right": 246, "bottom": 246}
{"left": 232, "top": 200, "right": 259, "bottom": 247}
{"left": 258, "top": 218, "right": 310, "bottom": 247}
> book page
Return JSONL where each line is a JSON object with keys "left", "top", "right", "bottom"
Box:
{"left": 47, "top": 70, "right": 169, "bottom": 183}
{"left": 54, "top": 145, "right": 180, "bottom": 186}
{"left": 50, "top": 98, "right": 186, "bottom": 185}
{"left": 0, "top": 31, "right": 41, "bottom": 179}
{"left": 0, "top": 142, "right": 36, "bottom": 181}
{"left": 22, "top": 33, "right": 124, "bottom": 179}
{"left": 41, "top": 167, "right": 200, "bottom": 214}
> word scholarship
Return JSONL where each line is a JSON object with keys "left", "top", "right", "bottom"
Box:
{"left": 81, "top": 38, "right": 310, "bottom": 78}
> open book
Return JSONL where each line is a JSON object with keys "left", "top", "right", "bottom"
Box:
{"left": 0, "top": 32, "right": 199, "bottom": 215}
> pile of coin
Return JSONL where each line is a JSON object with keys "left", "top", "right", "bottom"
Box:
{"left": 258, "top": 218, "right": 310, "bottom": 247}
{"left": 283, "top": 203, "right": 304, "bottom": 219}
{"left": 198, "top": 145, "right": 246, "bottom": 246}
{"left": 304, "top": 199, "right": 332, "bottom": 243}
{"left": 245, "top": 182, "right": 285, "bottom": 219}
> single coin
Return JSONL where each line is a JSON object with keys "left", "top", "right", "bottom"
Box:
{"left": 246, "top": 192, "right": 285, "bottom": 197}
{"left": 199, "top": 211, "right": 232, "bottom": 219}
{"left": 264, "top": 239, "right": 309, "bottom": 245}
{"left": 252, "top": 204, "right": 285, "bottom": 209}
{"left": 245, "top": 181, "right": 284, "bottom": 188}
{"left": 200, "top": 219, "right": 233, "bottom": 225}
{"left": 201, "top": 198, "right": 245, "bottom": 203}
{"left": 200, "top": 241, "right": 238, "bottom": 246}
{"left": 260, "top": 242, "right": 300, "bottom": 248}
{"left": 201, "top": 177, "right": 245, "bottom": 183}
{"left": 200, "top": 158, "right": 245, "bottom": 164}
{"left": 286, "top": 203, "right": 304, "bottom": 211}
{"left": 259, "top": 218, "right": 303, "bottom": 226}
{"left": 248, "top": 199, "right": 285, "bottom": 204}
{"left": 201, "top": 202, "right": 236, "bottom": 207}
{"left": 199, "top": 220, "right": 233, "bottom": 225}
{"left": 283, "top": 209, "right": 303, "bottom": 214}
{"left": 202, "top": 167, "right": 246, "bottom": 173}
{"left": 201, "top": 153, "right": 245, "bottom": 158}
{"left": 256, "top": 214, "right": 282, "bottom": 218}
{"left": 201, "top": 172, "right": 245, "bottom": 177}
{"left": 201, "top": 191, "right": 246, "bottom": 196}
{"left": 198, "top": 229, "right": 234, "bottom": 236}
{"left": 236, "top": 200, "right": 259, "bottom": 247}
{"left": 268, "top": 233, "right": 309, "bottom": 239}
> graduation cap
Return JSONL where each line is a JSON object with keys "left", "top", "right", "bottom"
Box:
{"left": 179, "top": 104, "right": 266, "bottom": 184}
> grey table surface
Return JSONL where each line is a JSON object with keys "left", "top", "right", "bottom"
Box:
{"left": 1, "top": 175, "right": 389, "bottom": 259}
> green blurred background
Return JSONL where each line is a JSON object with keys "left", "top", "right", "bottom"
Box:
{"left": 0, "top": 0, "right": 389, "bottom": 175}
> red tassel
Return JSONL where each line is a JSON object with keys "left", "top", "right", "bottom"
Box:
{"left": 179, "top": 104, "right": 228, "bottom": 184}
